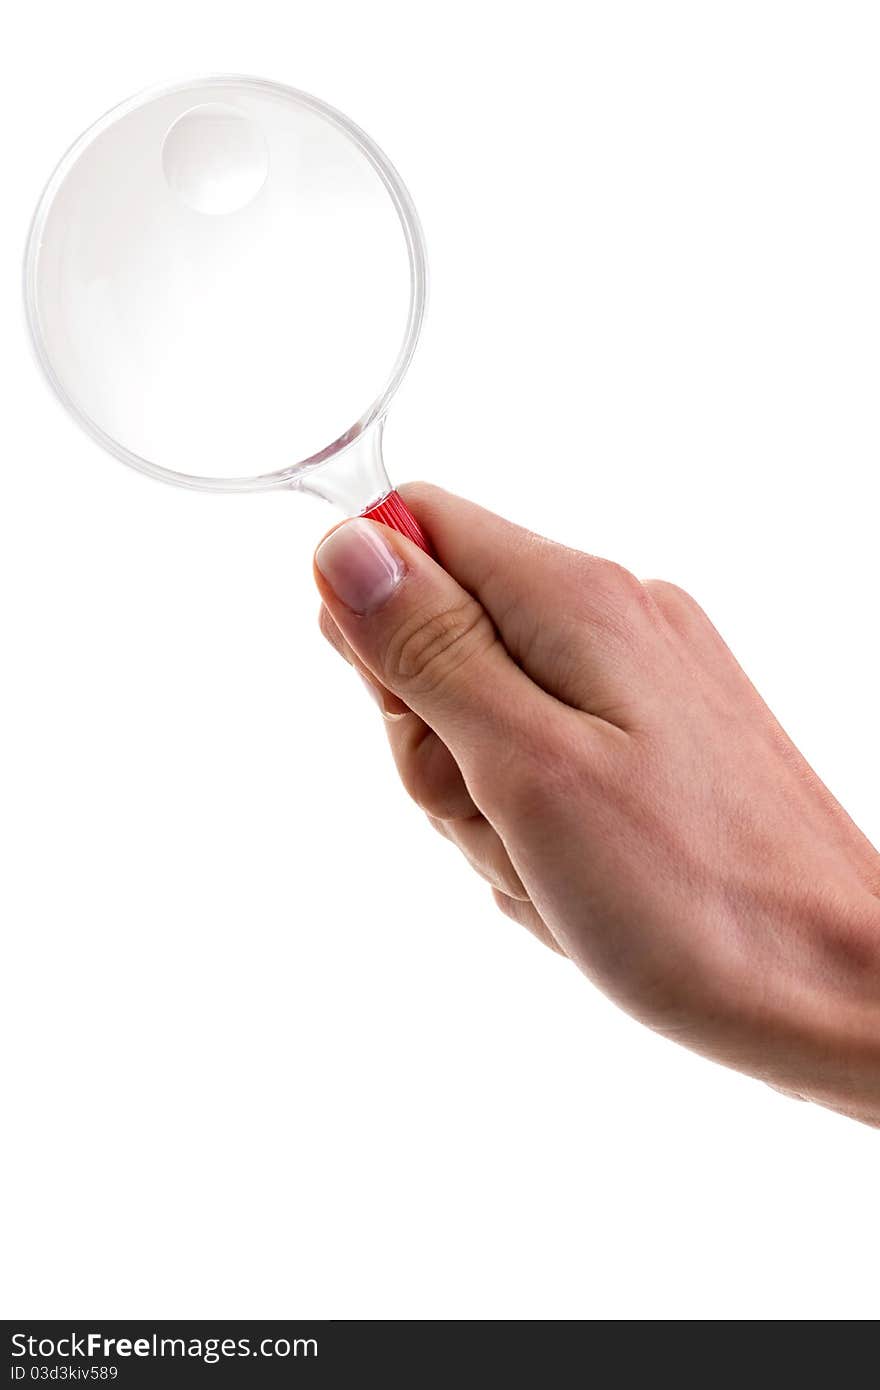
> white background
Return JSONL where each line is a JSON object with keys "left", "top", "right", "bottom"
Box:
{"left": 3, "top": 1, "right": 880, "bottom": 1321}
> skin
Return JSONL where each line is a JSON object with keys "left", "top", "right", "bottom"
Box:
{"left": 314, "top": 484, "right": 880, "bottom": 1125}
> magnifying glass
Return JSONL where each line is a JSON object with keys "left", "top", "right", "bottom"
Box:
{"left": 24, "top": 75, "right": 430, "bottom": 549}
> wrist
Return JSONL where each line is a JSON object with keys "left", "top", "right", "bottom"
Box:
{"left": 773, "top": 883, "right": 880, "bottom": 1125}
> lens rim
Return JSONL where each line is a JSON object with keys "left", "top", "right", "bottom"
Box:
{"left": 23, "top": 74, "right": 427, "bottom": 493}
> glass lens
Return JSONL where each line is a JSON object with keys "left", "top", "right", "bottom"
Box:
{"left": 27, "top": 79, "right": 415, "bottom": 482}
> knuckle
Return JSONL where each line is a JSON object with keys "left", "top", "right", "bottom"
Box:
{"left": 644, "top": 578, "right": 695, "bottom": 611}
{"left": 492, "top": 887, "right": 523, "bottom": 924}
{"left": 399, "top": 755, "right": 437, "bottom": 812}
{"left": 385, "top": 596, "right": 497, "bottom": 696}
{"left": 606, "top": 561, "right": 656, "bottom": 615}
{"left": 404, "top": 759, "right": 469, "bottom": 820}
{"left": 600, "top": 557, "right": 641, "bottom": 591}
{"left": 393, "top": 724, "right": 478, "bottom": 820}
{"left": 579, "top": 558, "right": 658, "bottom": 638}
{"left": 643, "top": 579, "right": 707, "bottom": 632}
{"left": 587, "top": 557, "right": 639, "bottom": 595}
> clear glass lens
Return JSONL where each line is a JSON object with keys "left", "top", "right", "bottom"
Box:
{"left": 26, "top": 79, "right": 420, "bottom": 486}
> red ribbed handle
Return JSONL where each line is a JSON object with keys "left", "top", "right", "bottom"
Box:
{"left": 361, "top": 490, "right": 432, "bottom": 555}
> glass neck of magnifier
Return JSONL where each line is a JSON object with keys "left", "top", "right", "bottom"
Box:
{"left": 296, "top": 418, "right": 392, "bottom": 515}
{"left": 295, "top": 417, "right": 432, "bottom": 554}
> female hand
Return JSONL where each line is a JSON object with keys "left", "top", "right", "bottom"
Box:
{"left": 314, "top": 485, "right": 880, "bottom": 1124}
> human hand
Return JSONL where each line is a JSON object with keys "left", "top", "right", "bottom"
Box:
{"left": 314, "top": 485, "right": 880, "bottom": 1124}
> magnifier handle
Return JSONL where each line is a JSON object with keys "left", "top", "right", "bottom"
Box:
{"left": 362, "top": 490, "right": 433, "bottom": 556}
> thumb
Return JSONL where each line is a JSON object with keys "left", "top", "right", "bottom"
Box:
{"left": 313, "top": 515, "right": 544, "bottom": 778}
